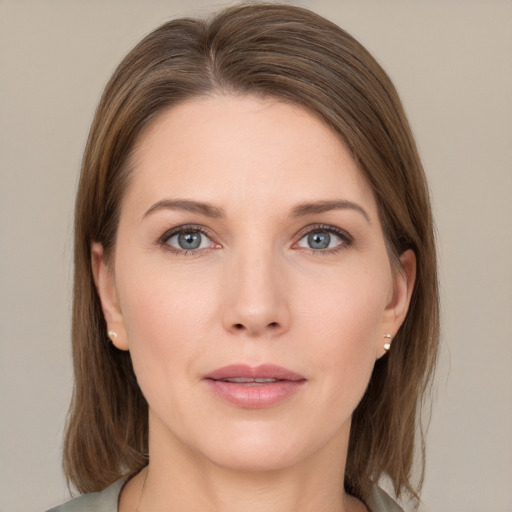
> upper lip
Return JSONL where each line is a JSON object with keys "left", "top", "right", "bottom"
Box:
{"left": 204, "top": 364, "right": 306, "bottom": 382}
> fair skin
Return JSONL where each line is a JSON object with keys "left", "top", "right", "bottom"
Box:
{"left": 92, "top": 95, "right": 415, "bottom": 512}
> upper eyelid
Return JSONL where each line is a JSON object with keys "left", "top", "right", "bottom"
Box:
{"left": 292, "top": 225, "right": 354, "bottom": 254}
{"left": 294, "top": 223, "right": 352, "bottom": 241}
{"left": 158, "top": 224, "right": 216, "bottom": 245}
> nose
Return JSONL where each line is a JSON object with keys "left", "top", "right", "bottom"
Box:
{"left": 221, "top": 246, "right": 290, "bottom": 338}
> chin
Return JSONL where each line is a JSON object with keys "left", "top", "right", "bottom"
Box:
{"left": 189, "top": 418, "right": 343, "bottom": 474}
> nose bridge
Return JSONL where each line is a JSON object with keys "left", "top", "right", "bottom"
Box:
{"left": 222, "top": 238, "right": 289, "bottom": 336}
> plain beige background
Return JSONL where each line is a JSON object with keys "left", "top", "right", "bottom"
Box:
{"left": 0, "top": 1, "right": 511, "bottom": 511}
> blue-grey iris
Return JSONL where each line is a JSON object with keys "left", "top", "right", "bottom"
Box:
{"left": 178, "top": 232, "right": 201, "bottom": 250}
{"left": 308, "top": 232, "right": 330, "bottom": 249}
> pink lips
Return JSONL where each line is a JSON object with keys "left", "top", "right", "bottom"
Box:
{"left": 204, "top": 364, "right": 306, "bottom": 409}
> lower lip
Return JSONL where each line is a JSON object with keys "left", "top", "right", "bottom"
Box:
{"left": 205, "top": 379, "right": 306, "bottom": 409}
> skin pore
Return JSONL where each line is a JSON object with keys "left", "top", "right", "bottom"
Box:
{"left": 92, "top": 95, "right": 415, "bottom": 512}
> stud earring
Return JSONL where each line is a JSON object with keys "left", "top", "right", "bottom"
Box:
{"left": 107, "top": 330, "right": 118, "bottom": 342}
{"left": 383, "top": 333, "right": 392, "bottom": 351}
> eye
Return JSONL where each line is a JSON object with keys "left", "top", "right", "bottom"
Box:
{"left": 163, "top": 227, "right": 217, "bottom": 253}
{"left": 295, "top": 226, "right": 352, "bottom": 252}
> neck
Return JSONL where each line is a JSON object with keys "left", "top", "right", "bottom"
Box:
{"left": 121, "top": 413, "right": 368, "bottom": 512}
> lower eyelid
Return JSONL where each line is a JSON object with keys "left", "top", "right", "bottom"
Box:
{"left": 295, "top": 227, "right": 353, "bottom": 248}
{"left": 159, "top": 225, "right": 212, "bottom": 244}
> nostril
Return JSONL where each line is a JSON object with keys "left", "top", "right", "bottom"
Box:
{"left": 232, "top": 322, "right": 279, "bottom": 331}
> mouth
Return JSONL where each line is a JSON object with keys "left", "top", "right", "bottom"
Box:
{"left": 215, "top": 377, "right": 282, "bottom": 385}
{"left": 203, "top": 364, "right": 306, "bottom": 409}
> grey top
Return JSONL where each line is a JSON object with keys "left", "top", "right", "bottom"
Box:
{"left": 46, "top": 478, "right": 407, "bottom": 512}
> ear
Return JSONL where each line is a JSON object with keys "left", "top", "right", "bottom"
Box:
{"left": 376, "top": 249, "right": 416, "bottom": 359}
{"left": 91, "top": 242, "right": 129, "bottom": 351}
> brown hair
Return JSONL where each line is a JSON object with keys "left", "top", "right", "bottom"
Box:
{"left": 64, "top": 2, "right": 439, "bottom": 501}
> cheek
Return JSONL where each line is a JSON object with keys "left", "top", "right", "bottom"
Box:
{"left": 297, "top": 260, "right": 390, "bottom": 344}
{"left": 295, "top": 262, "right": 390, "bottom": 393}
{"left": 115, "top": 260, "right": 221, "bottom": 384}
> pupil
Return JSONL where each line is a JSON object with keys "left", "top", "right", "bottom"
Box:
{"left": 308, "top": 232, "right": 330, "bottom": 249}
{"left": 178, "top": 232, "right": 201, "bottom": 250}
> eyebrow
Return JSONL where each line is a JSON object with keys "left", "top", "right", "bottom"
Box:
{"left": 142, "top": 199, "right": 224, "bottom": 220}
{"left": 142, "top": 198, "right": 370, "bottom": 223}
{"left": 289, "top": 200, "right": 370, "bottom": 223}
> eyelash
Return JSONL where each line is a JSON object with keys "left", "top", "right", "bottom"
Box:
{"left": 158, "top": 224, "right": 216, "bottom": 256}
{"left": 158, "top": 223, "right": 353, "bottom": 256}
{"left": 295, "top": 224, "right": 354, "bottom": 255}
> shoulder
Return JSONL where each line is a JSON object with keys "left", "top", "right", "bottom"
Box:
{"left": 366, "top": 481, "right": 419, "bottom": 512}
{"left": 366, "top": 484, "right": 404, "bottom": 512}
{"left": 46, "top": 477, "right": 415, "bottom": 512}
{"left": 45, "top": 479, "right": 125, "bottom": 512}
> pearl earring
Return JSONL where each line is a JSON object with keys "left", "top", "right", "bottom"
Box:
{"left": 107, "top": 330, "right": 118, "bottom": 342}
{"left": 383, "top": 333, "right": 392, "bottom": 351}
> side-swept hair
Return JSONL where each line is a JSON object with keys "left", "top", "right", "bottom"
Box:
{"left": 65, "top": 3, "right": 439, "bottom": 501}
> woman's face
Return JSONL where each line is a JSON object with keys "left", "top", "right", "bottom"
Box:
{"left": 94, "top": 95, "right": 414, "bottom": 472}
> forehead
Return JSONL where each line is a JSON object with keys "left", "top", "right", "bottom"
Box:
{"left": 124, "top": 94, "right": 378, "bottom": 219}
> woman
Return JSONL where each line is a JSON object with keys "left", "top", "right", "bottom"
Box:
{"left": 50, "top": 3, "right": 439, "bottom": 511}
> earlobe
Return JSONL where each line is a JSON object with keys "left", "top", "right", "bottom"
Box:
{"left": 377, "top": 249, "right": 416, "bottom": 358}
{"left": 91, "top": 242, "right": 129, "bottom": 351}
